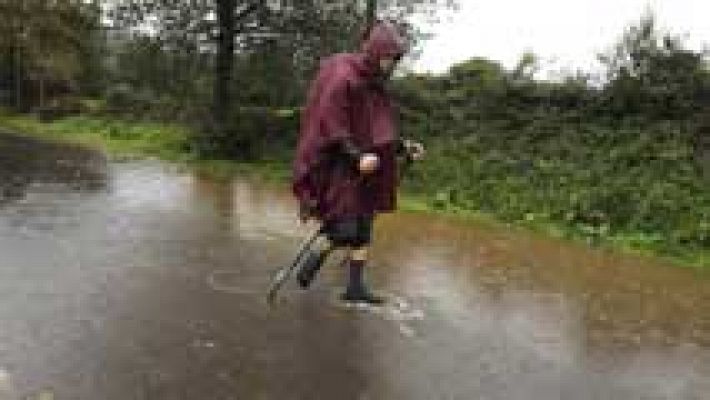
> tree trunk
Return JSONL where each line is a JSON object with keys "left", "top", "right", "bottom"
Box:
{"left": 12, "top": 0, "right": 22, "bottom": 111}
{"left": 214, "top": 0, "right": 235, "bottom": 128}
{"left": 701, "top": 144, "right": 710, "bottom": 182}
{"left": 39, "top": 73, "right": 45, "bottom": 111}
{"left": 366, "top": 0, "right": 377, "bottom": 29}
{"left": 14, "top": 46, "right": 22, "bottom": 111}
{"left": 696, "top": 128, "right": 710, "bottom": 182}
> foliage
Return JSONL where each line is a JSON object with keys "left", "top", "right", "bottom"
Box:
{"left": 0, "top": 0, "right": 102, "bottom": 110}
{"left": 391, "top": 13, "right": 710, "bottom": 267}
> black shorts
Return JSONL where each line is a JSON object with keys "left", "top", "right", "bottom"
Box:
{"left": 322, "top": 215, "right": 374, "bottom": 248}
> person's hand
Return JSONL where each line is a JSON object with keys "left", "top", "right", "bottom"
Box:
{"left": 403, "top": 140, "right": 425, "bottom": 161}
{"left": 358, "top": 153, "right": 380, "bottom": 174}
{"left": 298, "top": 200, "right": 318, "bottom": 223}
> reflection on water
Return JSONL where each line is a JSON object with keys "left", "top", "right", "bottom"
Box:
{"left": 0, "top": 134, "right": 107, "bottom": 206}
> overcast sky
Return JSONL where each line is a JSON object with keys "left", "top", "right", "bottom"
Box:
{"left": 411, "top": 0, "right": 710, "bottom": 77}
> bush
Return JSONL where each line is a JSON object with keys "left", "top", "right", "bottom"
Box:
{"left": 191, "top": 106, "right": 299, "bottom": 161}
{"left": 104, "top": 83, "right": 158, "bottom": 116}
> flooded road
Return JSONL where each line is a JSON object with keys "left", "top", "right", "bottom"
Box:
{"left": 1, "top": 133, "right": 709, "bottom": 399}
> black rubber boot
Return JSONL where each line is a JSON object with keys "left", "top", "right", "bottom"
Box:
{"left": 340, "top": 260, "right": 385, "bottom": 305}
{"left": 296, "top": 247, "right": 330, "bottom": 289}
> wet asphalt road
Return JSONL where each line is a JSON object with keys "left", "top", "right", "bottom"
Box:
{"left": 1, "top": 133, "right": 709, "bottom": 399}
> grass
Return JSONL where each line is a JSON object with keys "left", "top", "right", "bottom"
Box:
{"left": 0, "top": 110, "right": 192, "bottom": 161}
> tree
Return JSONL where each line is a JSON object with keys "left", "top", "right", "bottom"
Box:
{"left": 599, "top": 12, "right": 710, "bottom": 120}
{"left": 108, "top": 0, "right": 457, "bottom": 104}
{"left": 367, "top": 0, "right": 377, "bottom": 29}
{"left": 0, "top": 0, "right": 100, "bottom": 111}
{"left": 106, "top": 0, "right": 458, "bottom": 156}
{"left": 108, "top": 0, "right": 269, "bottom": 125}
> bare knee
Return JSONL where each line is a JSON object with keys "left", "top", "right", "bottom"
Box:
{"left": 350, "top": 246, "right": 369, "bottom": 261}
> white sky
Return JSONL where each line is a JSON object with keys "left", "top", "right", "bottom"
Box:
{"left": 411, "top": 0, "right": 710, "bottom": 78}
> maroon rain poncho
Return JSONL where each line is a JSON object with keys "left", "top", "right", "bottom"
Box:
{"left": 292, "top": 22, "right": 408, "bottom": 222}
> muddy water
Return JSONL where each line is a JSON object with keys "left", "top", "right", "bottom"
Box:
{"left": 0, "top": 133, "right": 709, "bottom": 399}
